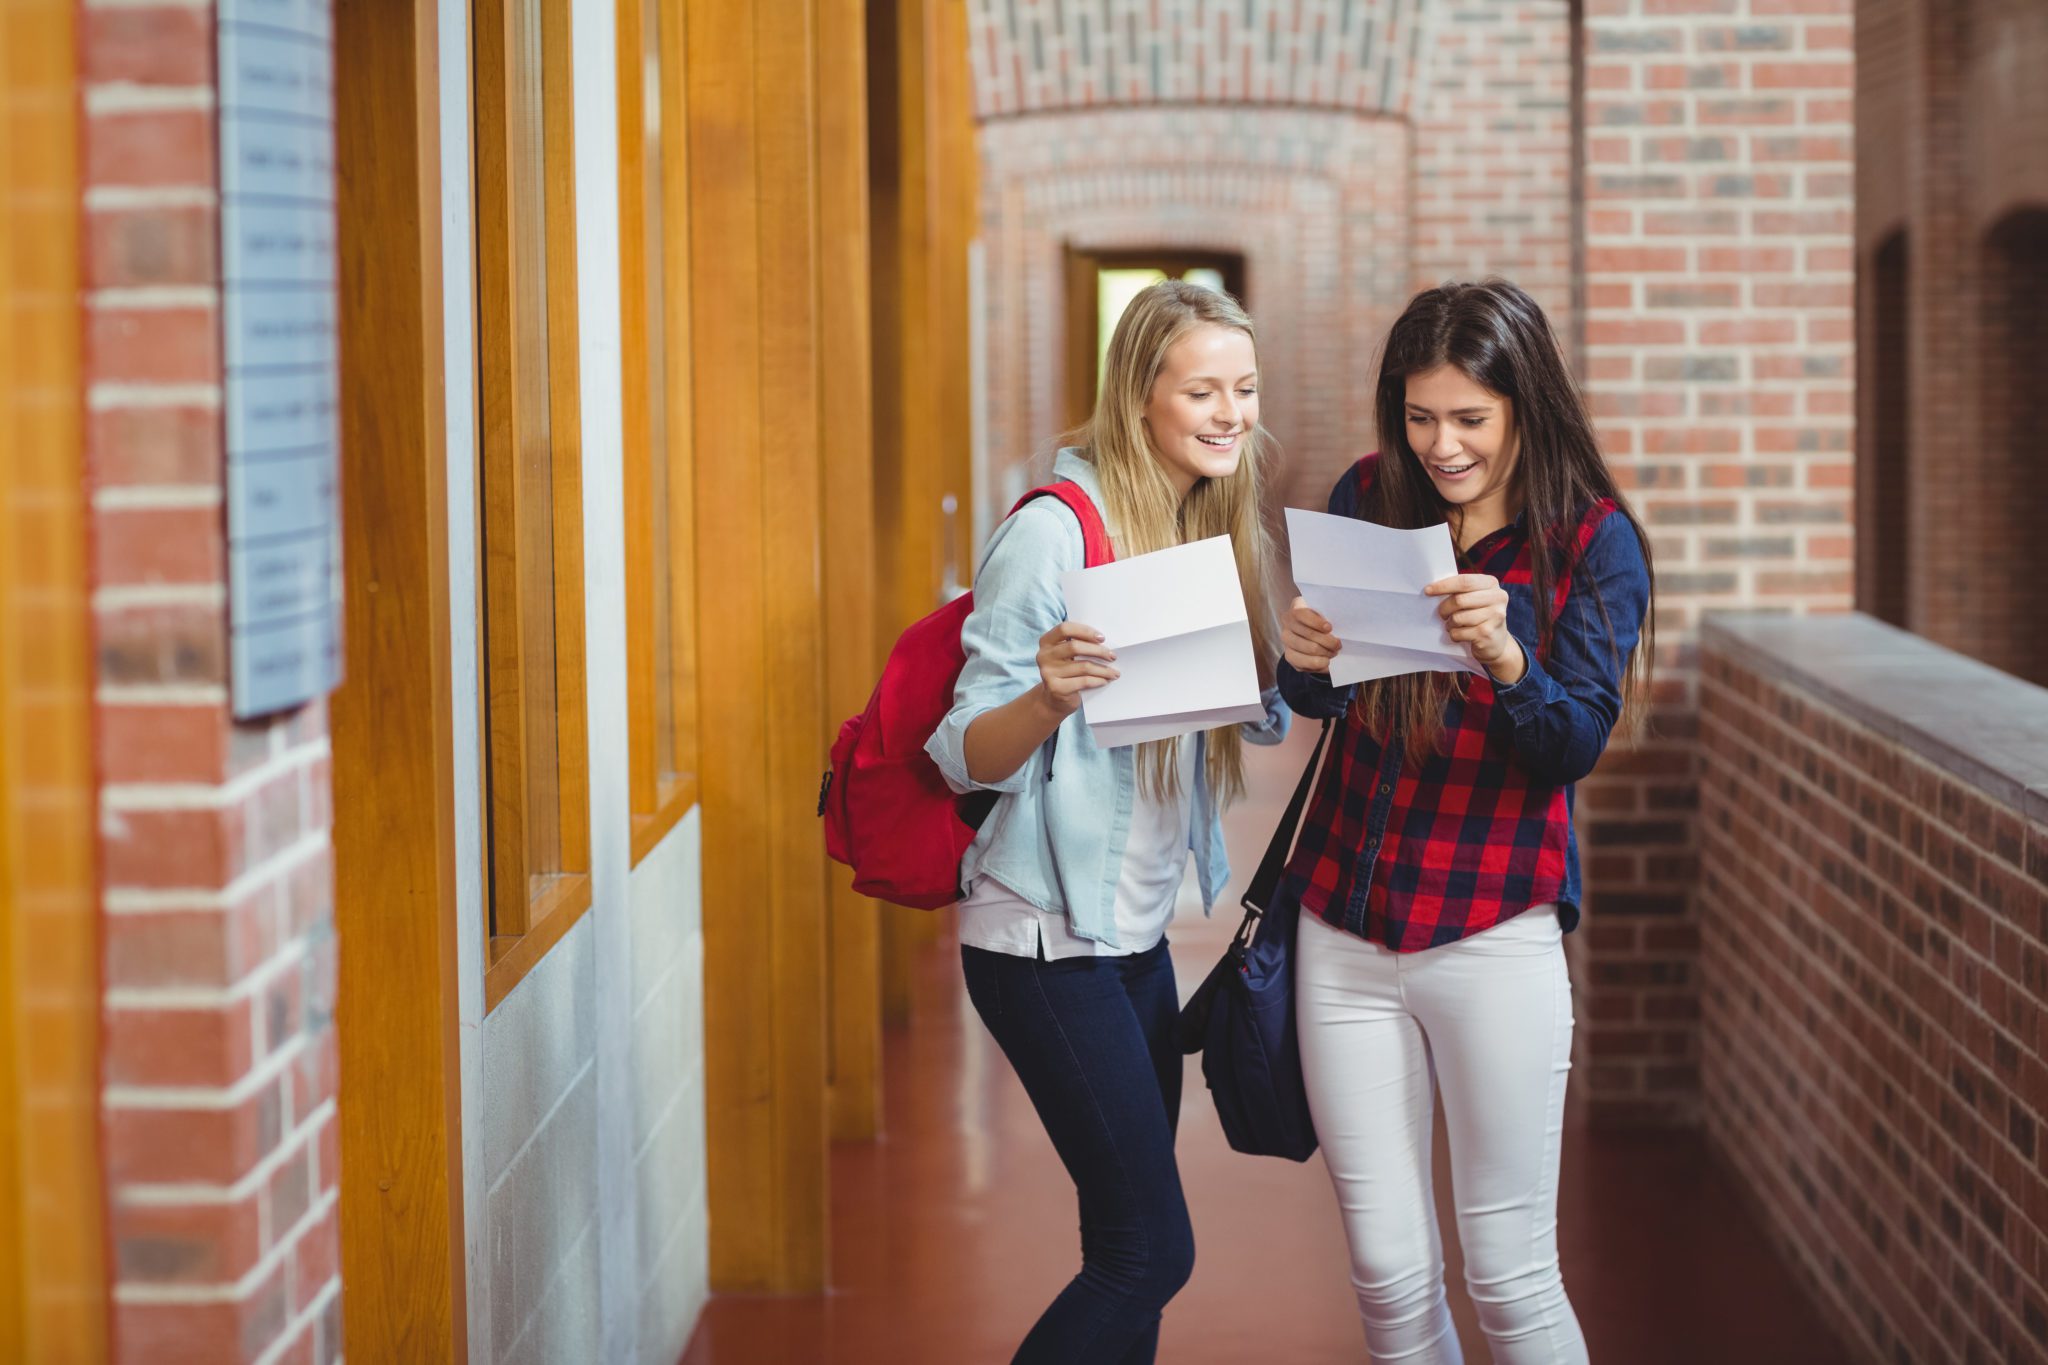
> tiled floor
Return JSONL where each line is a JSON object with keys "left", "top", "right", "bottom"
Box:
{"left": 683, "top": 728, "right": 1855, "bottom": 1364}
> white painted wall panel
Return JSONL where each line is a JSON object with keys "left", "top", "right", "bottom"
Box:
{"left": 629, "top": 812, "right": 709, "bottom": 1365}
{"left": 485, "top": 1048, "right": 599, "bottom": 1357}
{"left": 503, "top": 1222, "right": 603, "bottom": 1365}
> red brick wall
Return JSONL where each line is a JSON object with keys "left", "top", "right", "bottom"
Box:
{"left": 967, "top": 0, "right": 1431, "bottom": 117}
{"left": 82, "top": 10, "right": 343, "bottom": 1363}
{"left": 1411, "top": 0, "right": 1575, "bottom": 334}
{"left": 1573, "top": 0, "right": 1857, "bottom": 1124}
{"left": 1699, "top": 622, "right": 2048, "bottom": 1364}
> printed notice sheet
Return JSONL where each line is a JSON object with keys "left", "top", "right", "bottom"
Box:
{"left": 1284, "top": 507, "right": 1486, "bottom": 687}
{"left": 1059, "top": 534, "right": 1265, "bottom": 749}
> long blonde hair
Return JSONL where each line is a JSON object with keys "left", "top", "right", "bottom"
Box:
{"left": 1072, "top": 278, "right": 1279, "bottom": 806}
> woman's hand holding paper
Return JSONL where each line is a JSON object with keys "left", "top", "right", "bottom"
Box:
{"left": 1280, "top": 597, "right": 1341, "bottom": 675}
{"left": 1035, "top": 621, "right": 1119, "bottom": 715}
{"left": 1058, "top": 535, "right": 1265, "bottom": 747}
{"left": 1424, "top": 573, "right": 1527, "bottom": 686}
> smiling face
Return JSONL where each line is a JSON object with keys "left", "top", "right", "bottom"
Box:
{"left": 1141, "top": 323, "right": 1260, "bottom": 497}
{"left": 1403, "top": 363, "right": 1521, "bottom": 516}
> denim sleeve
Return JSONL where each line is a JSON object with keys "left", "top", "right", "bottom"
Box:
{"left": 1278, "top": 660, "right": 1354, "bottom": 720}
{"left": 1240, "top": 685, "right": 1293, "bottom": 746}
{"left": 924, "top": 500, "right": 1083, "bottom": 796}
{"left": 1277, "top": 461, "right": 1362, "bottom": 721}
{"left": 1492, "top": 512, "right": 1651, "bottom": 786}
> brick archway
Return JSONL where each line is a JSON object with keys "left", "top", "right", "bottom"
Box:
{"left": 978, "top": 106, "right": 1412, "bottom": 523}
{"left": 1979, "top": 206, "right": 2048, "bottom": 684}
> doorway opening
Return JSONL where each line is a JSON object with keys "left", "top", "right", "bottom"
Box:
{"left": 1062, "top": 248, "right": 1248, "bottom": 427}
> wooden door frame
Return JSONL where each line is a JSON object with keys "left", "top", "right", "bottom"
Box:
{"left": 1062, "top": 246, "right": 1250, "bottom": 427}
{"left": 330, "top": 0, "right": 469, "bottom": 1356}
{"left": 0, "top": 2, "right": 112, "bottom": 1355}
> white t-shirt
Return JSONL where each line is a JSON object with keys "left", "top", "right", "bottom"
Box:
{"left": 958, "top": 739, "right": 1197, "bottom": 959}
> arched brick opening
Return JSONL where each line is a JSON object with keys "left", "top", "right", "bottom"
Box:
{"left": 1859, "top": 228, "right": 1909, "bottom": 628}
{"left": 969, "top": 1, "right": 1574, "bottom": 529}
{"left": 977, "top": 106, "right": 1413, "bottom": 524}
{"left": 1981, "top": 206, "right": 2048, "bottom": 684}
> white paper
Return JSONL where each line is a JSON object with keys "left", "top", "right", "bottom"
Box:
{"left": 1059, "top": 535, "right": 1265, "bottom": 749}
{"left": 1284, "top": 507, "right": 1485, "bottom": 686}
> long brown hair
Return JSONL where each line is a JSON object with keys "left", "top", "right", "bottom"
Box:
{"left": 1357, "top": 279, "right": 1655, "bottom": 759}
{"left": 1072, "top": 279, "right": 1279, "bottom": 805}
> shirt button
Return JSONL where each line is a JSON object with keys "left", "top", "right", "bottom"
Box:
{"left": 1378, "top": 783, "right": 1391, "bottom": 795}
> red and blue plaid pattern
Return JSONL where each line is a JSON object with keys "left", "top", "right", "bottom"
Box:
{"left": 1279, "top": 455, "right": 1645, "bottom": 952}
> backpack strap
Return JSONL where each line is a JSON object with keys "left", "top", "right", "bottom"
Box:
{"left": 1242, "top": 716, "right": 1334, "bottom": 919}
{"left": 1005, "top": 481, "right": 1115, "bottom": 785}
{"left": 1009, "top": 481, "right": 1115, "bottom": 568}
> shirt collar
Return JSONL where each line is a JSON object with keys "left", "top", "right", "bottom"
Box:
{"left": 1052, "top": 446, "right": 1102, "bottom": 500}
{"left": 1462, "top": 507, "right": 1526, "bottom": 563}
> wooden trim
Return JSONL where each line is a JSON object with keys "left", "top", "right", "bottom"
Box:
{"left": 687, "top": 0, "right": 771, "bottom": 1287}
{"left": 628, "top": 776, "right": 698, "bottom": 868}
{"left": 0, "top": 2, "right": 111, "bottom": 1354}
{"left": 618, "top": 0, "right": 657, "bottom": 817}
{"left": 621, "top": 0, "right": 700, "bottom": 863}
{"left": 689, "top": 0, "right": 834, "bottom": 1293}
{"left": 1063, "top": 243, "right": 1101, "bottom": 431}
{"left": 472, "top": 0, "right": 537, "bottom": 939}
{"left": 868, "top": 0, "right": 921, "bottom": 1020}
{"left": 906, "top": 0, "right": 976, "bottom": 959}
{"left": 870, "top": 0, "right": 965, "bottom": 1011}
{"left": 483, "top": 873, "right": 594, "bottom": 1012}
{"left": 686, "top": 0, "right": 773, "bottom": 1286}
{"left": 540, "top": 0, "right": 590, "bottom": 879}
{"left": 330, "top": 0, "right": 468, "bottom": 1356}
{"left": 656, "top": 0, "right": 699, "bottom": 805}
{"left": 934, "top": 0, "right": 974, "bottom": 583}
{"left": 815, "top": 0, "right": 882, "bottom": 1143}
{"left": 755, "top": 0, "right": 832, "bottom": 1292}
{"left": 474, "top": 0, "right": 589, "bottom": 941}
{"left": 867, "top": 0, "right": 941, "bottom": 649}
{"left": 1089, "top": 247, "right": 1248, "bottom": 292}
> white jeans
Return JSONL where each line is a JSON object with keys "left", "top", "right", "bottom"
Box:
{"left": 1296, "top": 906, "right": 1587, "bottom": 1365}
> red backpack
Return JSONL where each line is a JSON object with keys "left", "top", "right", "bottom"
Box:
{"left": 820, "top": 483, "right": 1114, "bottom": 908}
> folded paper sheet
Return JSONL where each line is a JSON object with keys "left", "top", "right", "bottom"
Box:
{"left": 1284, "top": 507, "right": 1486, "bottom": 687}
{"left": 1060, "top": 534, "right": 1265, "bottom": 748}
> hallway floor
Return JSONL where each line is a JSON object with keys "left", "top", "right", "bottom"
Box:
{"left": 683, "top": 728, "right": 1854, "bottom": 1364}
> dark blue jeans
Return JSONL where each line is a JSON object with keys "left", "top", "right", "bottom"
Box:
{"left": 961, "top": 939, "right": 1193, "bottom": 1365}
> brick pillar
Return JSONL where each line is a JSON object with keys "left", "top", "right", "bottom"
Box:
{"left": 1574, "top": 0, "right": 1856, "bottom": 1124}
{"left": 82, "top": 8, "right": 343, "bottom": 1361}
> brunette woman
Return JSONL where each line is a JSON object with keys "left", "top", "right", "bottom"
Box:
{"left": 1280, "top": 279, "right": 1654, "bottom": 1365}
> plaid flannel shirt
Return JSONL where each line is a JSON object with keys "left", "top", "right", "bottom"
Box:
{"left": 1278, "top": 455, "right": 1650, "bottom": 952}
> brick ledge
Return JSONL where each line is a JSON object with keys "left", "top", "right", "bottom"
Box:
{"left": 1701, "top": 610, "right": 2048, "bottom": 825}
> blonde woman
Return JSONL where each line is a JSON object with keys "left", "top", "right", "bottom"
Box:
{"left": 926, "top": 280, "right": 1289, "bottom": 1364}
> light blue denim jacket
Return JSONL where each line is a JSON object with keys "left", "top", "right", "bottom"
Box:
{"left": 924, "top": 449, "right": 1290, "bottom": 949}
